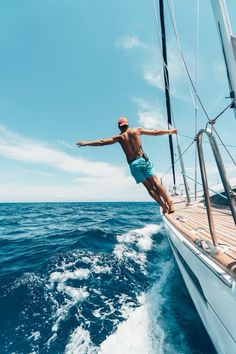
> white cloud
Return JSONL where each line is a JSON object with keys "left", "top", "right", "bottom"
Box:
{"left": 0, "top": 125, "right": 174, "bottom": 201}
{"left": 116, "top": 35, "right": 148, "bottom": 50}
{"left": 186, "top": 163, "right": 236, "bottom": 176}
{"left": 117, "top": 33, "right": 194, "bottom": 103}
{"left": 57, "top": 139, "right": 74, "bottom": 149}
{"left": 143, "top": 66, "right": 164, "bottom": 91}
{"left": 0, "top": 125, "right": 125, "bottom": 178}
{"left": 0, "top": 178, "right": 146, "bottom": 202}
{"left": 133, "top": 98, "right": 168, "bottom": 129}
{"left": 0, "top": 170, "right": 179, "bottom": 202}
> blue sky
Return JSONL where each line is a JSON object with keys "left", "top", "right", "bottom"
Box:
{"left": 0, "top": 0, "right": 236, "bottom": 202}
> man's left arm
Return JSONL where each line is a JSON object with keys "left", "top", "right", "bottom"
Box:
{"left": 138, "top": 127, "right": 177, "bottom": 136}
{"left": 76, "top": 135, "right": 120, "bottom": 147}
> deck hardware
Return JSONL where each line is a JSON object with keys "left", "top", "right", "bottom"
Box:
{"left": 196, "top": 128, "right": 236, "bottom": 247}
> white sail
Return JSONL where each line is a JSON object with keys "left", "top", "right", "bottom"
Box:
{"left": 211, "top": 0, "right": 236, "bottom": 99}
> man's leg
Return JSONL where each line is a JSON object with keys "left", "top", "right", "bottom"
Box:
{"left": 142, "top": 179, "right": 168, "bottom": 213}
{"left": 148, "top": 175, "right": 175, "bottom": 213}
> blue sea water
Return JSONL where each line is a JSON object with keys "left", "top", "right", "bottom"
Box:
{"left": 0, "top": 202, "right": 216, "bottom": 354}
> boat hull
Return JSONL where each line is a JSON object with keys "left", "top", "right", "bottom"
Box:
{"left": 163, "top": 216, "right": 236, "bottom": 354}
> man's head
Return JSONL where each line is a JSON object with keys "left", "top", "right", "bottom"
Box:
{"left": 118, "top": 117, "right": 129, "bottom": 131}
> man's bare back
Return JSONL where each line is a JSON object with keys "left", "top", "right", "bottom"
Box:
{"left": 77, "top": 116, "right": 177, "bottom": 213}
{"left": 118, "top": 128, "right": 145, "bottom": 163}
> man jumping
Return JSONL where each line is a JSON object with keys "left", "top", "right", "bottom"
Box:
{"left": 77, "top": 117, "right": 177, "bottom": 213}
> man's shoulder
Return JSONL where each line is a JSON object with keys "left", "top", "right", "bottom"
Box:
{"left": 129, "top": 127, "right": 142, "bottom": 134}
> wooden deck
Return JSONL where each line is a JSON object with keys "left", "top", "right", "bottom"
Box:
{"left": 165, "top": 196, "right": 236, "bottom": 275}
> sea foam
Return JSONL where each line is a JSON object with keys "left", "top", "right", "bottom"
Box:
{"left": 98, "top": 260, "right": 174, "bottom": 354}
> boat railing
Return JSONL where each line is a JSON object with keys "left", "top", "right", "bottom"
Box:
{"left": 196, "top": 127, "right": 236, "bottom": 247}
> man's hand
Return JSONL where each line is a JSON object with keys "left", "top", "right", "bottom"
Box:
{"left": 169, "top": 129, "right": 177, "bottom": 135}
{"left": 76, "top": 141, "right": 86, "bottom": 147}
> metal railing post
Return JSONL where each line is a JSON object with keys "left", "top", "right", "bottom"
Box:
{"left": 176, "top": 143, "right": 191, "bottom": 204}
{"left": 208, "top": 131, "right": 236, "bottom": 225}
{"left": 196, "top": 129, "right": 218, "bottom": 247}
{"left": 196, "top": 127, "right": 236, "bottom": 247}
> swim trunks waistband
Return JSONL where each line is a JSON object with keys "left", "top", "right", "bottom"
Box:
{"left": 128, "top": 155, "right": 144, "bottom": 164}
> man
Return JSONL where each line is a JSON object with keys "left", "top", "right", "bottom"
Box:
{"left": 77, "top": 117, "right": 177, "bottom": 213}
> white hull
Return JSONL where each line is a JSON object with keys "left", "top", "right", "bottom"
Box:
{"left": 163, "top": 216, "right": 236, "bottom": 354}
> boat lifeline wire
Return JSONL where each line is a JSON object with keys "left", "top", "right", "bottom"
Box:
{"left": 178, "top": 132, "right": 236, "bottom": 148}
{"left": 153, "top": 0, "right": 203, "bottom": 194}
{"left": 182, "top": 173, "right": 228, "bottom": 200}
{"left": 152, "top": 0, "right": 236, "bottom": 191}
{"left": 161, "top": 139, "right": 195, "bottom": 180}
{"left": 152, "top": 0, "right": 192, "bottom": 197}
{"left": 166, "top": 0, "right": 236, "bottom": 168}
{"left": 167, "top": 0, "right": 210, "bottom": 121}
{"left": 194, "top": 0, "right": 200, "bottom": 200}
{"left": 167, "top": 0, "right": 236, "bottom": 167}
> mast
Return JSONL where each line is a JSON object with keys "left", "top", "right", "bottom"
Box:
{"left": 211, "top": 0, "right": 236, "bottom": 113}
{"left": 159, "top": 0, "right": 176, "bottom": 187}
{"left": 159, "top": 0, "right": 191, "bottom": 202}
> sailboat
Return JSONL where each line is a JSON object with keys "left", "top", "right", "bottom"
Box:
{"left": 158, "top": 1, "right": 236, "bottom": 353}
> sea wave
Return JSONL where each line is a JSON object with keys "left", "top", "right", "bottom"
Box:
{"left": 0, "top": 202, "right": 215, "bottom": 354}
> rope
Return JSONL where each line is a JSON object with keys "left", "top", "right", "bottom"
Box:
{"left": 209, "top": 101, "right": 234, "bottom": 124}
{"left": 167, "top": 0, "right": 236, "bottom": 167}
{"left": 212, "top": 127, "right": 236, "bottom": 166}
{"left": 167, "top": 0, "right": 210, "bottom": 120}
{"left": 182, "top": 173, "right": 228, "bottom": 200}
{"left": 194, "top": 0, "right": 200, "bottom": 200}
{"left": 178, "top": 132, "right": 236, "bottom": 148}
{"left": 152, "top": 0, "right": 172, "bottom": 95}
{"left": 161, "top": 139, "right": 195, "bottom": 179}
{"left": 152, "top": 0, "right": 236, "bottom": 187}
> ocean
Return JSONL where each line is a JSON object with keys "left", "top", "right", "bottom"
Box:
{"left": 0, "top": 202, "right": 216, "bottom": 354}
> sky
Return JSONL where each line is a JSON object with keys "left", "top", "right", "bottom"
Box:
{"left": 0, "top": 0, "right": 236, "bottom": 202}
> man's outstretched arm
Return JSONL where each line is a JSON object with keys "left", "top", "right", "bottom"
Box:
{"left": 76, "top": 135, "right": 120, "bottom": 147}
{"left": 138, "top": 127, "right": 177, "bottom": 136}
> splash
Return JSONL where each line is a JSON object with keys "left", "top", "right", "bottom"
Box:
{"left": 113, "top": 224, "right": 162, "bottom": 271}
{"left": 98, "top": 261, "right": 173, "bottom": 354}
{"left": 65, "top": 325, "right": 97, "bottom": 354}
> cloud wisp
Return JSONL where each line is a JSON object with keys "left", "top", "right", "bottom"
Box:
{"left": 0, "top": 125, "right": 125, "bottom": 178}
{"left": 117, "top": 34, "right": 195, "bottom": 103}
{"left": 115, "top": 35, "right": 155, "bottom": 51}
{"left": 133, "top": 98, "right": 168, "bottom": 130}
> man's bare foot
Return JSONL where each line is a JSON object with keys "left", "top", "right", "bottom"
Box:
{"left": 168, "top": 202, "right": 175, "bottom": 214}
{"left": 161, "top": 205, "right": 168, "bottom": 214}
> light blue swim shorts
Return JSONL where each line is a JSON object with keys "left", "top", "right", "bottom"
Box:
{"left": 129, "top": 156, "right": 156, "bottom": 184}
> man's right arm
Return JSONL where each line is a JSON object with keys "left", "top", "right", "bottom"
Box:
{"left": 138, "top": 127, "right": 177, "bottom": 136}
{"left": 76, "top": 135, "right": 120, "bottom": 147}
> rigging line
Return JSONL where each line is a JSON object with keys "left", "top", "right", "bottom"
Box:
{"left": 152, "top": 0, "right": 163, "bottom": 56}
{"left": 167, "top": 0, "right": 236, "bottom": 168}
{"left": 159, "top": 0, "right": 176, "bottom": 186}
{"left": 152, "top": 0, "right": 169, "bottom": 84}
{"left": 152, "top": 0, "right": 175, "bottom": 102}
{"left": 152, "top": 0, "right": 190, "bottom": 111}
{"left": 178, "top": 132, "right": 236, "bottom": 148}
{"left": 210, "top": 101, "right": 233, "bottom": 124}
{"left": 161, "top": 139, "right": 195, "bottom": 179}
{"left": 194, "top": 0, "right": 200, "bottom": 200}
{"left": 182, "top": 173, "right": 228, "bottom": 200}
{"left": 153, "top": 0, "right": 196, "bottom": 109}
{"left": 170, "top": 0, "right": 197, "bottom": 109}
{"left": 212, "top": 127, "right": 236, "bottom": 166}
{"left": 207, "top": 102, "right": 236, "bottom": 166}
{"left": 167, "top": 0, "right": 210, "bottom": 121}
{"left": 153, "top": 0, "right": 189, "bottom": 189}
{"left": 152, "top": 0, "right": 189, "bottom": 134}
